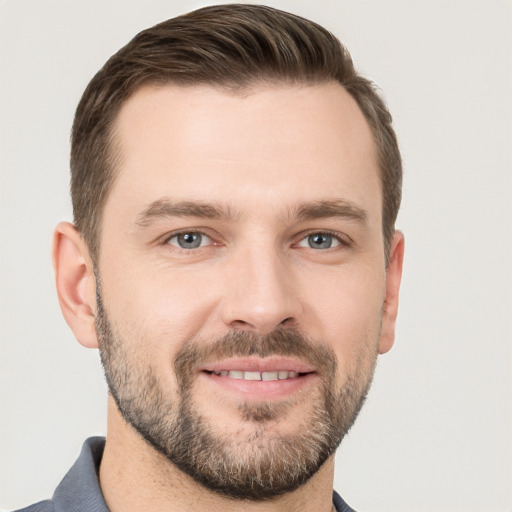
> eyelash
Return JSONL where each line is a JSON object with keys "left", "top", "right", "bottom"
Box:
{"left": 161, "top": 229, "right": 350, "bottom": 252}
{"left": 163, "top": 229, "right": 216, "bottom": 250}
{"left": 294, "top": 230, "right": 352, "bottom": 252}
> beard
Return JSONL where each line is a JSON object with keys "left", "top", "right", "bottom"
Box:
{"left": 95, "top": 283, "right": 379, "bottom": 501}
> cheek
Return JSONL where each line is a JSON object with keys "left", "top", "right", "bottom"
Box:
{"left": 303, "top": 265, "right": 385, "bottom": 369}
{"left": 100, "top": 261, "right": 221, "bottom": 353}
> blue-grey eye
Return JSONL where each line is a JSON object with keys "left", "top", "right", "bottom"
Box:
{"left": 168, "top": 232, "right": 211, "bottom": 249}
{"left": 297, "top": 233, "right": 341, "bottom": 250}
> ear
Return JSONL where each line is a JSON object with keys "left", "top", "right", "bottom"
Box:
{"left": 378, "top": 230, "right": 405, "bottom": 354}
{"left": 53, "top": 222, "right": 99, "bottom": 348}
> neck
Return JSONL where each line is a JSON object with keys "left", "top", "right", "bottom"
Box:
{"left": 99, "top": 398, "right": 337, "bottom": 512}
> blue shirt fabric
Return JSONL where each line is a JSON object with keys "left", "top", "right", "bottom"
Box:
{"left": 14, "top": 437, "right": 356, "bottom": 512}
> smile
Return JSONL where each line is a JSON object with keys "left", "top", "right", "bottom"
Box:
{"left": 199, "top": 357, "right": 317, "bottom": 399}
{"left": 206, "top": 370, "right": 304, "bottom": 381}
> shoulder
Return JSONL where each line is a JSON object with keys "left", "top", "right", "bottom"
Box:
{"left": 11, "top": 500, "right": 54, "bottom": 512}
{"left": 10, "top": 437, "right": 107, "bottom": 512}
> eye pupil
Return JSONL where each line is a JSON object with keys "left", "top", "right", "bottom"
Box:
{"left": 308, "top": 234, "right": 332, "bottom": 249}
{"left": 178, "top": 233, "right": 202, "bottom": 248}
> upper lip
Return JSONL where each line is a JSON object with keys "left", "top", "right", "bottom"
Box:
{"left": 200, "top": 357, "right": 316, "bottom": 374}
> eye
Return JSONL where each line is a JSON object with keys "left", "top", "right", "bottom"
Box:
{"left": 297, "top": 232, "right": 342, "bottom": 250}
{"left": 166, "top": 232, "right": 212, "bottom": 249}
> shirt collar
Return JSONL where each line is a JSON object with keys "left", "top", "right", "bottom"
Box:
{"left": 53, "top": 437, "right": 109, "bottom": 512}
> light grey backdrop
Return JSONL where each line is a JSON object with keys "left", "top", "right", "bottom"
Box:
{"left": 1, "top": 1, "right": 511, "bottom": 510}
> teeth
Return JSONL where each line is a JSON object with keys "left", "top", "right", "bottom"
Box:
{"left": 213, "top": 370, "right": 300, "bottom": 381}
{"left": 244, "top": 371, "right": 261, "bottom": 381}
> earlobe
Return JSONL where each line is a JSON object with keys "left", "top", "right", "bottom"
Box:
{"left": 53, "top": 222, "right": 99, "bottom": 349}
{"left": 378, "top": 231, "right": 405, "bottom": 354}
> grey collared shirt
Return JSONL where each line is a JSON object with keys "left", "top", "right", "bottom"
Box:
{"left": 15, "top": 437, "right": 355, "bottom": 512}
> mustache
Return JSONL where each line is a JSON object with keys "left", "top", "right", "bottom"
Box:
{"left": 174, "top": 328, "right": 338, "bottom": 387}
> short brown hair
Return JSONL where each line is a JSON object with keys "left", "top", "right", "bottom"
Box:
{"left": 71, "top": 3, "right": 401, "bottom": 262}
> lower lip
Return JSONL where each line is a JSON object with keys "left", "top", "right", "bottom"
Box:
{"left": 199, "top": 371, "right": 318, "bottom": 400}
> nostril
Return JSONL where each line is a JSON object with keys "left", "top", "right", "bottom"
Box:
{"left": 279, "top": 317, "right": 295, "bottom": 327}
{"left": 230, "top": 319, "right": 254, "bottom": 330}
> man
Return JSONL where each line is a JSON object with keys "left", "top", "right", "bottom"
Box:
{"left": 17, "top": 4, "right": 403, "bottom": 511}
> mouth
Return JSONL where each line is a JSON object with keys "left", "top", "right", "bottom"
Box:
{"left": 198, "top": 357, "right": 317, "bottom": 399}
{"left": 204, "top": 369, "right": 307, "bottom": 381}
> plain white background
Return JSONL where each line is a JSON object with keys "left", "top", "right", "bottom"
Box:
{"left": 1, "top": 0, "right": 511, "bottom": 510}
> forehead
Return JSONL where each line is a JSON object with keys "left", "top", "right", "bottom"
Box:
{"left": 106, "top": 82, "right": 381, "bottom": 223}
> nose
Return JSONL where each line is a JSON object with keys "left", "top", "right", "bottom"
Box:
{"left": 220, "top": 246, "right": 302, "bottom": 335}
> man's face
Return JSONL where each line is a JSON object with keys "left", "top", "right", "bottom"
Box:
{"left": 94, "top": 83, "right": 398, "bottom": 499}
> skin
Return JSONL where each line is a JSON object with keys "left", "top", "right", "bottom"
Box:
{"left": 53, "top": 82, "right": 404, "bottom": 512}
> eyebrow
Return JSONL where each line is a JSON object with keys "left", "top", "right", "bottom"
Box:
{"left": 292, "top": 199, "right": 368, "bottom": 224}
{"left": 135, "top": 197, "right": 368, "bottom": 227}
{"left": 135, "top": 199, "right": 237, "bottom": 226}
